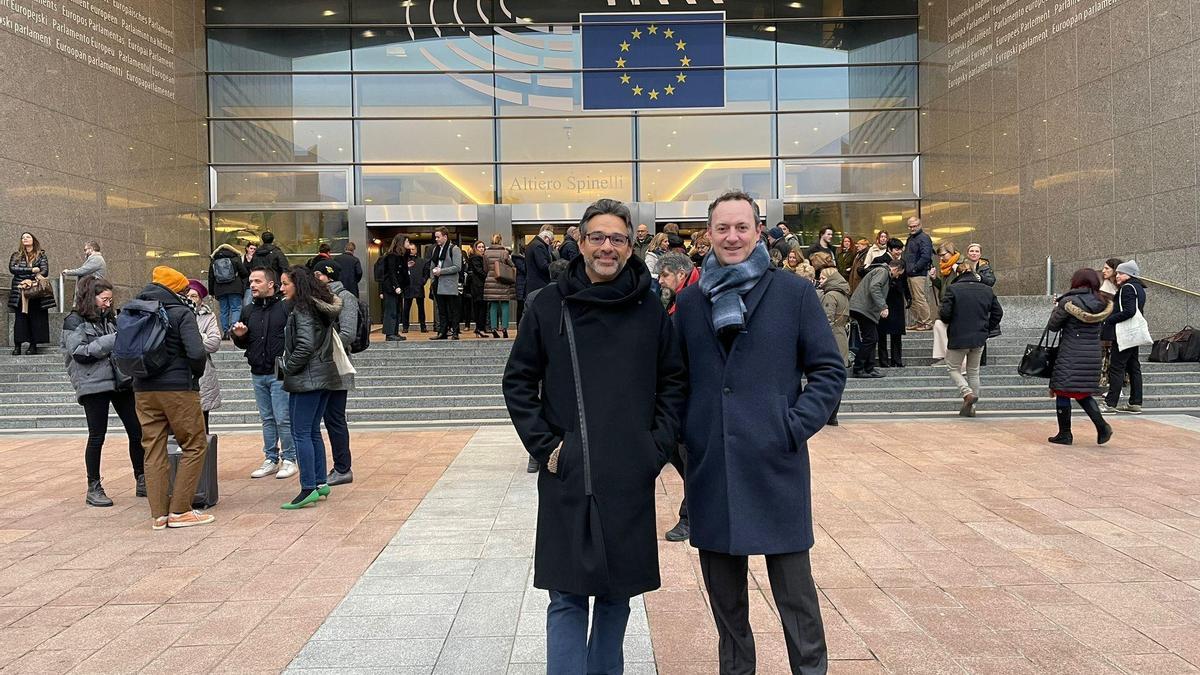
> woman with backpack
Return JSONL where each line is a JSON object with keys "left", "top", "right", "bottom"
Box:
{"left": 185, "top": 280, "right": 223, "bottom": 432}
{"left": 62, "top": 276, "right": 144, "bottom": 507}
{"left": 278, "top": 266, "right": 346, "bottom": 509}
{"left": 483, "top": 233, "right": 516, "bottom": 338}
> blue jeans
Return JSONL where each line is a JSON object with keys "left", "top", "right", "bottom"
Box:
{"left": 217, "top": 293, "right": 242, "bottom": 334}
{"left": 324, "top": 389, "right": 350, "bottom": 473}
{"left": 251, "top": 374, "right": 294, "bottom": 463}
{"left": 546, "top": 591, "right": 630, "bottom": 675}
{"left": 290, "top": 390, "right": 330, "bottom": 490}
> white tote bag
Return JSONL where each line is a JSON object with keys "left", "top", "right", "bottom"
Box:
{"left": 329, "top": 331, "right": 357, "bottom": 376}
{"left": 1115, "top": 306, "right": 1153, "bottom": 351}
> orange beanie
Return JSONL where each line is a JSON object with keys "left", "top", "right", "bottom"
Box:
{"left": 152, "top": 266, "right": 189, "bottom": 294}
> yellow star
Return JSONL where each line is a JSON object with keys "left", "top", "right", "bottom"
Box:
{"left": 676, "top": 72, "right": 687, "bottom": 83}
{"left": 680, "top": 56, "right": 691, "bottom": 67}
{"left": 619, "top": 41, "right": 630, "bottom": 52}
{"left": 676, "top": 39, "right": 686, "bottom": 50}
{"left": 615, "top": 57, "right": 626, "bottom": 68}
{"left": 630, "top": 28, "right": 641, "bottom": 39}
{"left": 664, "top": 84, "right": 675, "bottom": 95}
{"left": 631, "top": 85, "right": 643, "bottom": 96}
{"left": 619, "top": 73, "right": 631, "bottom": 84}
{"left": 663, "top": 28, "right": 675, "bottom": 38}
{"left": 647, "top": 24, "right": 657, "bottom": 34}
{"left": 648, "top": 89, "right": 659, "bottom": 100}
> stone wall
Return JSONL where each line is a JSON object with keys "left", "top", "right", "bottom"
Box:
{"left": 919, "top": 0, "right": 1199, "bottom": 329}
{"left": 0, "top": 0, "right": 208, "bottom": 343}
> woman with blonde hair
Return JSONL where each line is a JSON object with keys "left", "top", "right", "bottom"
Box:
{"left": 644, "top": 232, "right": 669, "bottom": 278}
{"left": 483, "top": 233, "right": 516, "bottom": 338}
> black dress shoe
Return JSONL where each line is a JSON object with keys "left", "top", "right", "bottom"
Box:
{"left": 401, "top": 326, "right": 409, "bottom": 333}
{"left": 429, "top": 334, "right": 448, "bottom": 340}
{"left": 326, "top": 469, "right": 354, "bottom": 486}
{"left": 420, "top": 325, "right": 428, "bottom": 333}
{"left": 10, "top": 344, "right": 20, "bottom": 356}
{"left": 26, "top": 344, "right": 37, "bottom": 355}
{"left": 526, "top": 456, "right": 539, "bottom": 473}
{"left": 665, "top": 518, "right": 690, "bottom": 542}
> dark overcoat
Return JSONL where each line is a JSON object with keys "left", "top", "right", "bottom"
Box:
{"left": 8, "top": 250, "right": 56, "bottom": 311}
{"left": 674, "top": 268, "right": 846, "bottom": 555}
{"left": 503, "top": 256, "right": 686, "bottom": 597}
{"left": 1047, "top": 288, "right": 1112, "bottom": 394}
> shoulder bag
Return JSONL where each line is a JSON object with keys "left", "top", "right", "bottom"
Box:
{"left": 1115, "top": 306, "right": 1153, "bottom": 351}
{"left": 1018, "top": 327, "right": 1059, "bottom": 378}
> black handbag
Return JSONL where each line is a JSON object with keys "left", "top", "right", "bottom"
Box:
{"left": 1018, "top": 328, "right": 1059, "bottom": 378}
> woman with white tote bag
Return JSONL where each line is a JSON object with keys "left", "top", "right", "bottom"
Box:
{"left": 1102, "top": 260, "right": 1150, "bottom": 414}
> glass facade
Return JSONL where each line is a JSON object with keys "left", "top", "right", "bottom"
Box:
{"left": 206, "top": 1, "right": 918, "bottom": 213}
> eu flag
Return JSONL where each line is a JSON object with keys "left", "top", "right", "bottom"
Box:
{"left": 581, "top": 12, "right": 725, "bottom": 111}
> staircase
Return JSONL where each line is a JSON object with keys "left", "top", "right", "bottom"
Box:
{"left": 3, "top": 330, "right": 1196, "bottom": 433}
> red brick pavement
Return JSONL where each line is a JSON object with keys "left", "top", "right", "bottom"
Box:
{"left": 0, "top": 429, "right": 473, "bottom": 673}
{"left": 649, "top": 418, "right": 1200, "bottom": 674}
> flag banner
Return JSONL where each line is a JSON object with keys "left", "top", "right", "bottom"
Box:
{"left": 581, "top": 12, "right": 726, "bottom": 111}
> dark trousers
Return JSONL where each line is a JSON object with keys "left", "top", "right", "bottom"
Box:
{"left": 878, "top": 334, "right": 902, "bottom": 365}
{"left": 699, "top": 549, "right": 827, "bottom": 675}
{"left": 1105, "top": 344, "right": 1143, "bottom": 406}
{"left": 851, "top": 311, "right": 879, "bottom": 372}
{"left": 402, "top": 295, "right": 426, "bottom": 330}
{"left": 324, "top": 389, "right": 351, "bottom": 473}
{"left": 546, "top": 590, "right": 630, "bottom": 675}
{"left": 434, "top": 294, "right": 460, "bottom": 336}
{"left": 382, "top": 293, "right": 401, "bottom": 337}
{"left": 472, "top": 298, "right": 489, "bottom": 332}
{"left": 80, "top": 390, "right": 144, "bottom": 481}
{"left": 668, "top": 443, "right": 687, "bottom": 519}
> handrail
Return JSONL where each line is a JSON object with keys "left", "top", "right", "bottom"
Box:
{"left": 1140, "top": 275, "right": 1200, "bottom": 299}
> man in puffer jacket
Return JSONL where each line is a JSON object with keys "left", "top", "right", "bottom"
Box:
{"left": 132, "top": 266, "right": 212, "bottom": 530}
{"left": 313, "top": 262, "right": 357, "bottom": 487}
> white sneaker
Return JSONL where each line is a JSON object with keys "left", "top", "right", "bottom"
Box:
{"left": 251, "top": 460, "right": 279, "bottom": 479}
{"left": 276, "top": 460, "right": 298, "bottom": 479}
{"left": 1101, "top": 404, "right": 1120, "bottom": 415}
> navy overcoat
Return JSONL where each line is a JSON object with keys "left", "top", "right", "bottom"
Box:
{"left": 675, "top": 268, "right": 846, "bottom": 555}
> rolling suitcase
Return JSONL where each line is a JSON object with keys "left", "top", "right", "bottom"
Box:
{"left": 167, "top": 434, "right": 219, "bottom": 508}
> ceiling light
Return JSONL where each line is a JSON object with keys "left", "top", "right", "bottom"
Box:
{"left": 789, "top": 1, "right": 803, "bottom": 7}
{"left": 322, "top": 9, "right": 336, "bottom": 16}
{"left": 763, "top": 25, "right": 777, "bottom": 32}
{"left": 212, "top": 5, "right": 223, "bottom": 10}
{"left": 362, "top": 30, "right": 375, "bottom": 38}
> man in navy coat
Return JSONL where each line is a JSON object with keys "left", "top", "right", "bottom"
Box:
{"left": 674, "top": 190, "right": 846, "bottom": 674}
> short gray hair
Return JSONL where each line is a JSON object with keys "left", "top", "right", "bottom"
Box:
{"left": 707, "top": 190, "right": 761, "bottom": 227}
{"left": 657, "top": 252, "right": 694, "bottom": 276}
{"left": 579, "top": 198, "right": 633, "bottom": 238}
{"left": 85, "top": 240, "right": 101, "bottom": 252}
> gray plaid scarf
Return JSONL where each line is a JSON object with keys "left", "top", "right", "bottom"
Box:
{"left": 698, "top": 242, "right": 771, "bottom": 334}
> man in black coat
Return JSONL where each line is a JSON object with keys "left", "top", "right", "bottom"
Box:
{"left": 524, "top": 227, "right": 555, "bottom": 295}
{"left": 675, "top": 191, "right": 845, "bottom": 675}
{"left": 503, "top": 199, "right": 686, "bottom": 674}
{"left": 231, "top": 268, "right": 296, "bottom": 480}
{"left": 333, "top": 241, "right": 364, "bottom": 298}
{"left": 938, "top": 266, "right": 1003, "bottom": 416}
{"left": 252, "top": 231, "right": 291, "bottom": 280}
{"left": 559, "top": 226, "right": 581, "bottom": 261}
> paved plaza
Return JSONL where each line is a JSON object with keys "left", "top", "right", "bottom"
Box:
{"left": 3, "top": 416, "right": 1200, "bottom": 673}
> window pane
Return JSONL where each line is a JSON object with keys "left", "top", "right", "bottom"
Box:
{"left": 726, "top": 24, "right": 776, "bottom": 67}
{"left": 211, "top": 121, "right": 353, "bottom": 164}
{"left": 500, "top": 117, "right": 632, "bottom": 162}
{"left": 356, "top": 74, "right": 496, "bottom": 117}
{"left": 360, "top": 166, "right": 495, "bottom": 205}
{"left": 353, "top": 28, "right": 495, "bottom": 71}
{"left": 777, "top": 19, "right": 917, "bottom": 65}
{"left": 495, "top": 72, "right": 621, "bottom": 117}
{"left": 209, "top": 75, "right": 352, "bottom": 118}
{"left": 358, "top": 120, "right": 494, "bottom": 163}
{"left": 494, "top": 25, "right": 579, "bottom": 71}
{"left": 205, "top": 0, "right": 349, "bottom": 24}
{"left": 776, "top": 1, "right": 918, "bottom": 18}
{"left": 778, "top": 110, "right": 915, "bottom": 156}
{"left": 353, "top": 0, "right": 493, "bottom": 23}
{"left": 208, "top": 29, "right": 351, "bottom": 72}
{"left": 783, "top": 157, "right": 916, "bottom": 199}
{"left": 638, "top": 114, "right": 772, "bottom": 160}
{"left": 781, "top": 201, "right": 918, "bottom": 245}
{"left": 727, "top": 69, "right": 774, "bottom": 110}
{"left": 213, "top": 211, "right": 350, "bottom": 264}
{"left": 778, "top": 65, "right": 915, "bottom": 110}
{"left": 499, "top": 164, "right": 633, "bottom": 203}
{"left": 214, "top": 169, "right": 349, "bottom": 207}
{"left": 640, "top": 160, "right": 772, "bottom": 202}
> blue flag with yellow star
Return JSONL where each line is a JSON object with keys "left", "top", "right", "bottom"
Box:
{"left": 581, "top": 12, "right": 725, "bottom": 110}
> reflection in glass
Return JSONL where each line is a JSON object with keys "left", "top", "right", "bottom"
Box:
{"left": 356, "top": 74, "right": 496, "bottom": 117}
{"left": 776, "top": 0, "right": 918, "bottom": 18}
{"left": 639, "top": 160, "right": 771, "bottom": 202}
{"left": 499, "top": 164, "right": 633, "bottom": 203}
{"left": 778, "top": 65, "right": 916, "bottom": 110}
{"left": 778, "top": 110, "right": 916, "bottom": 156}
{"left": 782, "top": 200, "right": 918, "bottom": 244}
{"left": 783, "top": 157, "right": 916, "bottom": 199}
{"left": 205, "top": 0, "right": 349, "bottom": 25}
{"left": 638, "top": 114, "right": 772, "bottom": 161}
{"left": 493, "top": 25, "right": 579, "bottom": 71}
{"left": 211, "top": 120, "right": 353, "bottom": 164}
{"left": 360, "top": 166, "right": 495, "bottom": 205}
{"left": 499, "top": 117, "right": 632, "bottom": 162}
{"left": 352, "top": 0, "right": 492, "bottom": 23}
{"left": 358, "top": 120, "right": 494, "bottom": 163}
{"left": 353, "top": 28, "right": 495, "bottom": 71}
{"left": 213, "top": 211, "right": 351, "bottom": 262}
{"left": 208, "top": 29, "right": 351, "bottom": 72}
{"left": 776, "top": 20, "right": 917, "bottom": 65}
{"left": 210, "top": 75, "right": 352, "bottom": 118}
{"left": 214, "top": 168, "right": 350, "bottom": 207}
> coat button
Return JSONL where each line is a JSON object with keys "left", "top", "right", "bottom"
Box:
{"left": 723, "top": 387, "right": 732, "bottom": 395}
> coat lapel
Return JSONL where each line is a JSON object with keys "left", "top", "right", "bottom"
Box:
{"left": 742, "top": 270, "right": 775, "bottom": 325}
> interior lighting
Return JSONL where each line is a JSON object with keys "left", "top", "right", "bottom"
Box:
{"left": 362, "top": 30, "right": 376, "bottom": 38}
{"left": 763, "top": 25, "right": 777, "bottom": 32}
{"left": 322, "top": 9, "right": 336, "bottom": 16}
{"left": 788, "top": 2, "right": 802, "bottom": 7}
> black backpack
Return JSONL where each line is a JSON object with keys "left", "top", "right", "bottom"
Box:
{"left": 212, "top": 256, "right": 237, "bottom": 284}
{"left": 350, "top": 300, "right": 370, "bottom": 353}
{"left": 113, "top": 299, "right": 173, "bottom": 378}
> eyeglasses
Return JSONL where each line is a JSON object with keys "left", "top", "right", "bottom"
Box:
{"left": 584, "top": 232, "right": 630, "bottom": 248}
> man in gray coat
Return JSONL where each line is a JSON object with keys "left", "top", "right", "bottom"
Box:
{"left": 849, "top": 258, "right": 904, "bottom": 378}
{"left": 62, "top": 241, "right": 107, "bottom": 295}
{"left": 428, "top": 226, "right": 463, "bottom": 340}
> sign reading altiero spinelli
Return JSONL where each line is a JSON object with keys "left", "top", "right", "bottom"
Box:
{"left": 580, "top": 11, "right": 726, "bottom": 111}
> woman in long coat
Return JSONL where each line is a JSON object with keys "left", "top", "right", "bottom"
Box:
{"left": 1046, "top": 268, "right": 1113, "bottom": 446}
{"left": 185, "top": 281, "right": 223, "bottom": 431}
{"left": 465, "top": 241, "right": 490, "bottom": 337}
{"left": 482, "top": 234, "right": 516, "bottom": 338}
{"left": 9, "top": 232, "right": 56, "bottom": 354}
